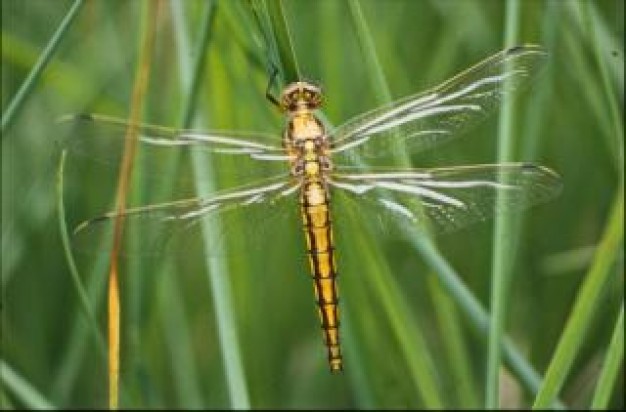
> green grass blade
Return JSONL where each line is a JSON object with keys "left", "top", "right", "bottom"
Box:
{"left": 591, "top": 305, "right": 624, "bottom": 409}
{"left": 50, "top": 251, "right": 110, "bottom": 403}
{"left": 171, "top": 1, "right": 250, "bottom": 408}
{"left": 192, "top": 171, "right": 250, "bottom": 408}
{"left": 486, "top": 1, "right": 522, "bottom": 407}
{"left": 341, "top": 309, "right": 376, "bottom": 408}
{"left": 347, "top": 0, "right": 409, "bottom": 167}
{"left": 344, "top": 2, "right": 444, "bottom": 406}
{"left": 404, "top": 233, "right": 565, "bottom": 408}
{"left": 532, "top": 190, "right": 624, "bottom": 408}
{"left": 1, "top": 31, "right": 120, "bottom": 115}
{"left": 179, "top": 3, "right": 216, "bottom": 129}
{"left": 264, "top": 0, "right": 300, "bottom": 83}
{"left": 1, "top": 0, "right": 84, "bottom": 135}
{"left": 347, "top": 1, "right": 391, "bottom": 103}
{"left": 374, "top": 271, "right": 443, "bottom": 408}
{"left": 577, "top": 1, "right": 624, "bottom": 179}
{"left": 428, "top": 275, "right": 479, "bottom": 408}
{"left": 148, "top": 2, "right": 217, "bottom": 407}
{"left": 246, "top": 0, "right": 278, "bottom": 70}
{"left": 56, "top": 150, "right": 107, "bottom": 354}
{"left": 342, "top": 212, "right": 444, "bottom": 408}
{"left": 1, "top": 361, "right": 54, "bottom": 409}
{"left": 3, "top": 0, "right": 623, "bottom": 408}
{"left": 345, "top": 2, "right": 563, "bottom": 406}
{"left": 52, "top": 141, "right": 119, "bottom": 402}
{"left": 218, "top": 1, "right": 266, "bottom": 73}
{"left": 156, "top": 262, "right": 203, "bottom": 407}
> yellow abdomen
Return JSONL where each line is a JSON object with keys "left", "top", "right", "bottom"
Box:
{"left": 301, "top": 179, "right": 342, "bottom": 372}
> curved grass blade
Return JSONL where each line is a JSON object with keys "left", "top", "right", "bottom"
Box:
{"left": 56, "top": 150, "right": 107, "bottom": 355}
{"left": 1, "top": 0, "right": 84, "bottom": 135}
{"left": 532, "top": 190, "right": 623, "bottom": 409}
{"left": 590, "top": 305, "right": 624, "bottom": 409}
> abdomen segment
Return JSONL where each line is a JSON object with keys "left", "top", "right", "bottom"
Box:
{"left": 301, "top": 182, "right": 342, "bottom": 372}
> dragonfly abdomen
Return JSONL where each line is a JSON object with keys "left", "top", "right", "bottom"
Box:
{"left": 300, "top": 180, "right": 342, "bottom": 372}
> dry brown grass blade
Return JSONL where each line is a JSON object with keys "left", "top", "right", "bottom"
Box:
{"left": 107, "top": 1, "right": 162, "bottom": 409}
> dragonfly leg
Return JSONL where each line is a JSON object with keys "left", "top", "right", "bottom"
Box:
{"left": 265, "top": 63, "right": 282, "bottom": 109}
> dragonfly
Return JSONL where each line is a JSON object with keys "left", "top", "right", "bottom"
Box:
{"left": 62, "top": 45, "right": 561, "bottom": 373}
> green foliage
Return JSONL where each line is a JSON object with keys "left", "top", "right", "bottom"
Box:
{"left": 2, "top": 0, "right": 623, "bottom": 408}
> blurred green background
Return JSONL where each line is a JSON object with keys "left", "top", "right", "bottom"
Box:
{"left": 2, "top": 0, "right": 623, "bottom": 409}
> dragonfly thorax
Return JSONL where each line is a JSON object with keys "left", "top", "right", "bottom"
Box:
{"left": 290, "top": 113, "right": 325, "bottom": 140}
{"left": 286, "top": 109, "right": 331, "bottom": 178}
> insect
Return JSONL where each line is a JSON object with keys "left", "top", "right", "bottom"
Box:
{"left": 62, "top": 45, "right": 561, "bottom": 373}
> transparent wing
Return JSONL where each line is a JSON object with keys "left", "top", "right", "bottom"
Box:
{"left": 72, "top": 174, "right": 302, "bottom": 257}
{"left": 330, "top": 45, "right": 548, "bottom": 165}
{"left": 329, "top": 163, "right": 562, "bottom": 235}
{"left": 58, "top": 113, "right": 291, "bottom": 163}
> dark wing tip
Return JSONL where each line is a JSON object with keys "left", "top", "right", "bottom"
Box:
{"left": 520, "top": 162, "right": 564, "bottom": 196}
{"left": 56, "top": 113, "right": 94, "bottom": 124}
{"left": 76, "top": 113, "right": 95, "bottom": 121}
{"left": 520, "top": 162, "right": 560, "bottom": 177}
{"left": 505, "top": 44, "right": 548, "bottom": 57}
{"left": 72, "top": 220, "right": 90, "bottom": 236}
{"left": 72, "top": 214, "right": 112, "bottom": 236}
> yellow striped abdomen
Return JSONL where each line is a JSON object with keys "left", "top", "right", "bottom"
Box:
{"left": 301, "top": 180, "right": 342, "bottom": 372}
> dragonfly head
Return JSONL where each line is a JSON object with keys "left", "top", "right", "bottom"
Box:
{"left": 281, "top": 81, "right": 323, "bottom": 112}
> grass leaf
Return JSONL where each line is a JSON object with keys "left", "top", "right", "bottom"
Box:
{"left": 1, "top": 361, "right": 55, "bottom": 409}
{"left": 532, "top": 190, "right": 624, "bottom": 408}
{"left": 171, "top": 1, "right": 251, "bottom": 407}
{"left": 265, "top": 0, "right": 300, "bottom": 83}
{"left": 486, "top": 0, "right": 522, "bottom": 407}
{"left": 590, "top": 305, "right": 624, "bottom": 409}
{"left": 56, "top": 149, "right": 107, "bottom": 355}
{"left": 2, "top": 0, "right": 84, "bottom": 134}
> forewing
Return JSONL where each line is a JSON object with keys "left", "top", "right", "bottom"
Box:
{"left": 71, "top": 174, "right": 302, "bottom": 258}
{"left": 329, "top": 163, "right": 561, "bottom": 236}
{"left": 330, "top": 45, "right": 548, "bottom": 165}
{"left": 58, "top": 113, "right": 290, "bottom": 164}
